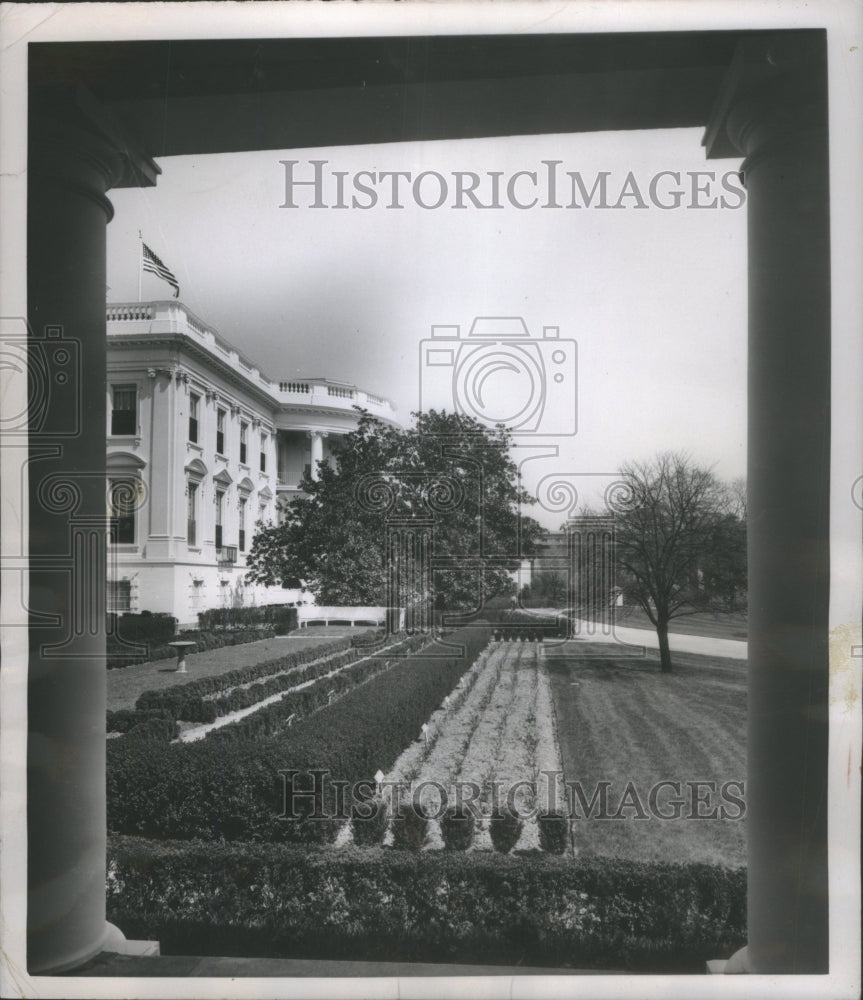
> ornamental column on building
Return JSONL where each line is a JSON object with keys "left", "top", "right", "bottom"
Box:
{"left": 308, "top": 429, "right": 327, "bottom": 480}
{"left": 705, "top": 33, "right": 830, "bottom": 974}
{"left": 27, "top": 95, "right": 158, "bottom": 974}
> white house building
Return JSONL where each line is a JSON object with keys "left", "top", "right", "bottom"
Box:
{"left": 106, "top": 299, "right": 397, "bottom": 627}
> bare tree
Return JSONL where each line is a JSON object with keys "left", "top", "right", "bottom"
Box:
{"left": 608, "top": 452, "right": 746, "bottom": 673}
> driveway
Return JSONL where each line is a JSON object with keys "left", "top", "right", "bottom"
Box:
{"left": 526, "top": 609, "right": 748, "bottom": 660}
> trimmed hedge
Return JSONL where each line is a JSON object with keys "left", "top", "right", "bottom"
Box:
{"left": 391, "top": 799, "right": 429, "bottom": 851}
{"left": 440, "top": 806, "right": 476, "bottom": 851}
{"left": 198, "top": 604, "right": 298, "bottom": 634}
{"left": 107, "top": 708, "right": 177, "bottom": 735}
{"left": 350, "top": 796, "right": 389, "bottom": 847}
{"left": 125, "top": 718, "right": 180, "bottom": 742}
{"left": 107, "top": 836, "right": 747, "bottom": 972}
{"left": 110, "top": 634, "right": 362, "bottom": 732}
{"left": 479, "top": 609, "right": 564, "bottom": 643}
{"left": 109, "top": 612, "right": 177, "bottom": 644}
{"left": 489, "top": 808, "right": 523, "bottom": 854}
{"left": 107, "top": 626, "right": 275, "bottom": 670}
{"left": 205, "top": 634, "right": 428, "bottom": 741}
{"left": 134, "top": 635, "right": 353, "bottom": 718}
{"left": 538, "top": 811, "right": 570, "bottom": 855}
{"left": 107, "top": 627, "right": 490, "bottom": 844}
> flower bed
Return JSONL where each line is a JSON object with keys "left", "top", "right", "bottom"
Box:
{"left": 534, "top": 648, "right": 567, "bottom": 814}
{"left": 107, "top": 835, "right": 747, "bottom": 972}
{"left": 107, "top": 626, "right": 490, "bottom": 843}
{"left": 374, "top": 642, "right": 567, "bottom": 853}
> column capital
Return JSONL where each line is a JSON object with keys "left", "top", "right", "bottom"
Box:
{"left": 29, "top": 117, "right": 126, "bottom": 222}
{"left": 30, "top": 82, "right": 160, "bottom": 189}
{"left": 703, "top": 32, "right": 827, "bottom": 166}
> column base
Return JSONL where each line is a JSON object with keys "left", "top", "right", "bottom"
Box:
{"left": 30, "top": 921, "right": 160, "bottom": 975}
{"left": 706, "top": 946, "right": 750, "bottom": 974}
{"left": 102, "top": 922, "right": 160, "bottom": 959}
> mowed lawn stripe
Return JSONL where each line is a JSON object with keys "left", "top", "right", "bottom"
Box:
{"left": 622, "top": 676, "right": 745, "bottom": 782}
{"left": 549, "top": 651, "right": 746, "bottom": 868}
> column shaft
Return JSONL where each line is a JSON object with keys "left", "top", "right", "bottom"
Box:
{"left": 726, "top": 43, "right": 830, "bottom": 973}
{"left": 27, "top": 119, "right": 123, "bottom": 974}
{"left": 309, "top": 430, "right": 325, "bottom": 480}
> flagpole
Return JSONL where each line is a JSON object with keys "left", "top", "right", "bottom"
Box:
{"left": 137, "top": 231, "right": 143, "bottom": 303}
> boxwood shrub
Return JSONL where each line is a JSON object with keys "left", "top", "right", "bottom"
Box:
{"left": 350, "top": 796, "right": 389, "bottom": 847}
{"left": 391, "top": 799, "right": 429, "bottom": 851}
{"left": 489, "top": 808, "right": 523, "bottom": 854}
{"left": 440, "top": 806, "right": 475, "bottom": 851}
{"left": 537, "top": 811, "right": 570, "bottom": 855}
{"left": 107, "top": 836, "right": 747, "bottom": 972}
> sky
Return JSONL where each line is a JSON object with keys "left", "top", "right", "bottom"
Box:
{"left": 107, "top": 127, "right": 747, "bottom": 528}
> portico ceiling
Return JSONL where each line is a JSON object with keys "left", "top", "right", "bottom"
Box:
{"left": 29, "top": 31, "right": 775, "bottom": 185}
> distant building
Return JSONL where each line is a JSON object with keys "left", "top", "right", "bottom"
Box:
{"left": 106, "top": 300, "right": 397, "bottom": 626}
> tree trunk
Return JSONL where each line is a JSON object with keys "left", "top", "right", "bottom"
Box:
{"left": 656, "top": 618, "right": 673, "bottom": 673}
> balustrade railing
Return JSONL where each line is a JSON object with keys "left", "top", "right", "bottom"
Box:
{"left": 107, "top": 303, "right": 394, "bottom": 414}
{"left": 106, "top": 304, "right": 154, "bottom": 322}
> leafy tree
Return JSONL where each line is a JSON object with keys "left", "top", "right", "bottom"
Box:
{"left": 246, "top": 409, "right": 545, "bottom": 615}
{"left": 606, "top": 452, "right": 746, "bottom": 673}
{"left": 525, "top": 569, "right": 568, "bottom": 607}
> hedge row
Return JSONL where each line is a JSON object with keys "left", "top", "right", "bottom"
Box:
{"left": 107, "top": 836, "right": 747, "bottom": 972}
{"left": 198, "top": 604, "right": 298, "bottom": 633}
{"left": 108, "top": 612, "right": 178, "bottom": 644}
{"left": 106, "top": 627, "right": 490, "bottom": 843}
{"left": 491, "top": 629, "right": 556, "bottom": 642}
{"left": 107, "top": 627, "right": 275, "bottom": 670}
{"left": 107, "top": 708, "right": 177, "bottom": 734}
{"left": 203, "top": 633, "right": 429, "bottom": 738}
{"left": 189, "top": 634, "right": 425, "bottom": 724}
{"left": 134, "top": 635, "right": 354, "bottom": 717}
{"left": 484, "top": 608, "right": 562, "bottom": 627}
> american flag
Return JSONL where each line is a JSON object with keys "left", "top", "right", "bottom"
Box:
{"left": 142, "top": 242, "right": 180, "bottom": 297}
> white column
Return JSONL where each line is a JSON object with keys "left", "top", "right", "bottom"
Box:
{"left": 308, "top": 430, "right": 327, "bottom": 481}
{"left": 27, "top": 115, "right": 126, "bottom": 975}
{"left": 706, "top": 33, "right": 829, "bottom": 975}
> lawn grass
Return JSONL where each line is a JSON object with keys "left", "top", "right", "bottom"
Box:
{"left": 548, "top": 646, "right": 746, "bottom": 868}
{"left": 613, "top": 608, "right": 749, "bottom": 640}
{"left": 106, "top": 627, "right": 372, "bottom": 712}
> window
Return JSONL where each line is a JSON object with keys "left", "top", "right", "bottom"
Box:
{"left": 189, "top": 393, "right": 200, "bottom": 443}
{"left": 187, "top": 481, "right": 198, "bottom": 546}
{"left": 108, "top": 478, "right": 137, "bottom": 544}
{"left": 111, "top": 385, "right": 136, "bottom": 436}
{"left": 260, "top": 431, "right": 268, "bottom": 473}
{"left": 238, "top": 496, "right": 247, "bottom": 552}
{"left": 240, "top": 422, "right": 248, "bottom": 464}
{"left": 216, "top": 409, "right": 226, "bottom": 455}
{"left": 215, "top": 489, "right": 224, "bottom": 549}
{"left": 107, "top": 580, "right": 131, "bottom": 612}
